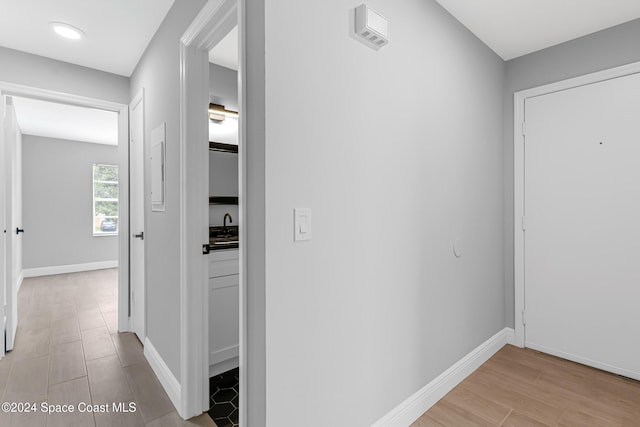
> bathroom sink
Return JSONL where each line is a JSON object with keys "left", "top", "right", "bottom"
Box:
{"left": 209, "top": 226, "right": 238, "bottom": 238}
{"left": 209, "top": 226, "right": 239, "bottom": 250}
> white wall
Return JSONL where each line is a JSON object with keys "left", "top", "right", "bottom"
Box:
{"left": 0, "top": 46, "right": 129, "bottom": 104}
{"left": 256, "top": 0, "right": 505, "bottom": 425}
{"left": 129, "top": 0, "right": 208, "bottom": 381}
{"left": 502, "top": 17, "right": 640, "bottom": 328}
{"left": 22, "top": 135, "right": 118, "bottom": 269}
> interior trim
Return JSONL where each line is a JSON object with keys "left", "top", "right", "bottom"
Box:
{"left": 179, "top": 0, "right": 239, "bottom": 419}
{"left": 22, "top": 260, "right": 118, "bottom": 278}
{"left": 372, "top": 327, "right": 515, "bottom": 427}
{"left": 144, "top": 337, "right": 182, "bottom": 414}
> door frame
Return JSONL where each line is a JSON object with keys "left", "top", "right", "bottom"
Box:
{"left": 129, "top": 88, "right": 146, "bottom": 342}
{"left": 0, "top": 81, "right": 131, "bottom": 336}
{"left": 513, "top": 60, "right": 640, "bottom": 347}
{"left": 0, "top": 96, "right": 6, "bottom": 359}
{"left": 178, "top": 0, "right": 243, "bottom": 420}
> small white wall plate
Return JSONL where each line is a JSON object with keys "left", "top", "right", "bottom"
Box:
{"left": 355, "top": 4, "right": 389, "bottom": 50}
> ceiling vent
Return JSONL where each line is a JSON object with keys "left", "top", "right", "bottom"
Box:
{"left": 354, "top": 4, "right": 389, "bottom": 50}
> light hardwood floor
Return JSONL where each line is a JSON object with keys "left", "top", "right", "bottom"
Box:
{"left": 0, "top": 269, "right": 216, "bottom": 427}
{"left": 413, "top": 344, "right": 640, "bottom": 426}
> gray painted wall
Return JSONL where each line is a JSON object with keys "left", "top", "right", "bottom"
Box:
{"left": 129, "top": 0, "right": 207, "bottom": 381}
{"left": 22, "top": 135, "right": 118, "bottom": 268}
{"left": 503, "top": 18, "right": 640, "bottom": 328}
{"left": 0, "top": 46, "right": 129, "bottom": 104}
{"left": 261, "top": 0, "right": 505, "bottom": 425}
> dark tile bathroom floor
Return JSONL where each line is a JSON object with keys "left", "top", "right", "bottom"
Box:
{"left": 208, "top": 368, "right": 239, "bottom": 427}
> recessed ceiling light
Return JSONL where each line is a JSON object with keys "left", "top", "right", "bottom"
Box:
{"left": 49, "top": 22, "right": 85, "bottom": 40}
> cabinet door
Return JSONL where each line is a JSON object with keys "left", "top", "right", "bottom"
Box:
{"left": 209, "top": 274, "right": 240, "bottom": 366}
{"left": 208, "top": 257, "right": 239, "bottom": 279}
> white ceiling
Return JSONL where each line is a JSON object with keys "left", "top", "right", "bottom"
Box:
{"left": 209, "top": 26, "right": 238, "bottom": 70}
{"left": 12, "top": 97, "right": 118, "bottom": 146}
{"left": 1, "top": 1, "right": 637, "bottom": 75}
{"left": 434, "top": 0, "right": 640, "bottom": 60}
{"left": 0, "top": 0, "right": 175, "bottom": 76}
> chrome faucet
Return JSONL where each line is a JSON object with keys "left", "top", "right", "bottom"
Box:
{"left": 223, "top": 213, "right": 233, "bottom": 231}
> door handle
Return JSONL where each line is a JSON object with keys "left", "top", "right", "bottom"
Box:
{"left": 133, "top": 232, "right": 144, "bottom": 240}
{"left": 16, "top": 228, "right": 24, "bottom": 235}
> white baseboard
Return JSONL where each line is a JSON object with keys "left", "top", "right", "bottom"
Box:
{"left": 22, "top": 261, "right": 118, "bottom": 278}
{"left": 505, "top": 328, "right": 516, "bottom": 346}
{"left": 144, "top": 338, "right": 182, "bottom": 416}
{"left": 372, "top": 327, "right": 515, "bottom": 427}
{"left": 17, "top": 271, "right": 24, "bottom": 293}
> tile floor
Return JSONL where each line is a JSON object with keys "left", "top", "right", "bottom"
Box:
{"left": 208, "top": 368, "right": 239, "bottom": 427}
{"left": 0, "top": 269, "right": 216, "bottom": 427}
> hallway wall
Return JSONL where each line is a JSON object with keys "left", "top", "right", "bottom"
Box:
{"left": 257, "top": 0, "right": 505, "bottom": 424}
{"left": 129, "top": 0, "right": 208, "bottom": 382}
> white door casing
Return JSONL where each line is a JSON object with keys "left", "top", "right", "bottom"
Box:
{"left": 516, "top": 68, "right": 640, "bottom": 379}
{"left": 130, "top": 89, "right": 146, "bottom": 342}
{"left": 117, "top": 104, "right": 130, "bottom": 333}
{"left": 179, "top": 0, "right": 240, "bottom": 419}
{"left": 0, "top": 95, "right": 5, "bottom": 358}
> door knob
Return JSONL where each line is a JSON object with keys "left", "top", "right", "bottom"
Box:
{"left": 133, "top": 232, "right": 144, "bottom": 240}
{"left": 16, "top": 228, "right": 24, "bottom": 234}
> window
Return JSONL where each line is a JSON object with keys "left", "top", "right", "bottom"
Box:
{"left": 93, "top": 164, "right": 119, "bottom": 235}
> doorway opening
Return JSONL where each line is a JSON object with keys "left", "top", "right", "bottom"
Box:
{"left": 207, "top": 23, "right": 240, "bottom": 426}
{"left": 0, "top": 84, "right": 130, "bottom": 361}
{"left": 178, "top": 0, "right": 255, "bottom": 422}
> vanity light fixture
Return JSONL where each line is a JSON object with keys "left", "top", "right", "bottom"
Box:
{"left": 50, "top": 22, "right": 85, "bottom": 40}
{"left": 209, "top": 103, "right": 238, "bottom": 122}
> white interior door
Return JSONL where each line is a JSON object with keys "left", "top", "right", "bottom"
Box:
{"left": 130, "top": 90, "right": 145, "bottom": 342}
{"left": 2, "top": 96, "right": 22, "bottom": 352}
{"left": 524, "top": 72, "right": 640, "bottom": 379}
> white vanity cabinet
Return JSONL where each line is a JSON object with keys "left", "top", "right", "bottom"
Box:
{"left": 208, "top": 249, "right": 239, "bottom": 377}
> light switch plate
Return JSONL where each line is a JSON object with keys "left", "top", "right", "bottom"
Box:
{"left": 294, "top": 208, "right": 311, "bottom": 241}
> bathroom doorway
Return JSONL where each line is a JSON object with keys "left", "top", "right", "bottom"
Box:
{"left": 207, "top": 23, "right": 240, "bottom": 426}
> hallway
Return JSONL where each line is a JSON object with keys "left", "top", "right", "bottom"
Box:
{"left": 0, "top": 269, "right": 214, "bottom": 427}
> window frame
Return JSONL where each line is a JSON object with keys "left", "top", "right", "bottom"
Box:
{"left": 92, "top": 163, "right": 119, "bottom": 236}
